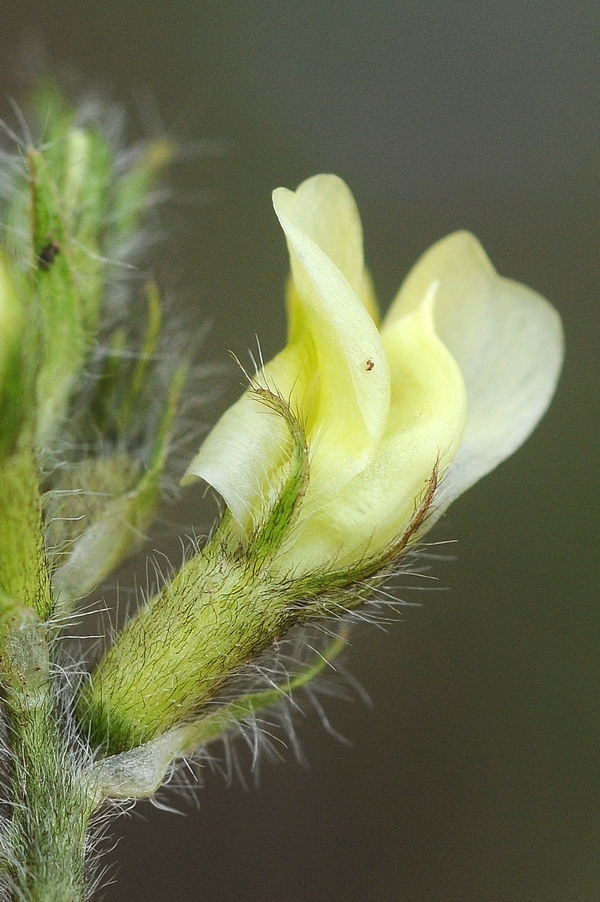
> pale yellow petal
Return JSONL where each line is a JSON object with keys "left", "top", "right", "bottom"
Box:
{"left": 273, "top": 188, "right": 390, "bottom": 497}
{"left": 182, "top": 391, "right": 289, "bottom": 535}
{"left": 360, "top": 268, "right": 380, "bottom": 324}
{"left": 276, "top": 174, "right": 365, "bottom": 299}
{"left": 274, "top": 288, "right": 467, "bottom": 572}
{"left": 386, "top": 231, "right": 564, "bottom": 513}
{"left": 185, "top": 177, "right": 391, "bottom": 536}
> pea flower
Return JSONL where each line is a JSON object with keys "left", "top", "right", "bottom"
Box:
{"left": 83, "top": 174, "right": 564, "bottom": 760}
{"left": 185, "top": 174, "right": 562, "bottom": 575}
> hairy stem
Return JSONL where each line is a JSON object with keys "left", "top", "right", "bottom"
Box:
{"left": 1, "top": 612, "right": 101, "bottom": 901}
{"left": 0, "top": 441, "right": 52, "bottom": 620}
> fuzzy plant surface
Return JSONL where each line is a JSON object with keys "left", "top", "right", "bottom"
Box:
{"left": 0, "top": 83, "right": 563, "bottom": 900}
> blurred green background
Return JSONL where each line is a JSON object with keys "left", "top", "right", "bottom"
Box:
{"left": 1, "top": 3, "right": 597, "bottom": 900}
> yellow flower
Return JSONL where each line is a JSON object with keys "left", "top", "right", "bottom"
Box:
{"left": 185, "top": 175, "right": 563, "bottom": 575}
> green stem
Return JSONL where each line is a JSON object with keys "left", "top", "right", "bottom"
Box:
{"left": 0, "top": 607, "right": 101, "bottom": 901}
{"left": 4, "top": 699, "right": 98, "bottom": 901}
{"left": 0, "top": 440, "right": 52, "bottom": 620}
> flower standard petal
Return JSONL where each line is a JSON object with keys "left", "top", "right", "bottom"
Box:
{"left": 273, "top": 191, "right": 390, "bottom": 489}
{"left": 185, "top": 176, "right": 390, "bottom": 539}
{"left": 276, "top": 174, "right": 366, "bottom": 301}
{"left": 385, "top": 231, "right": 564, "bottom": 513}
